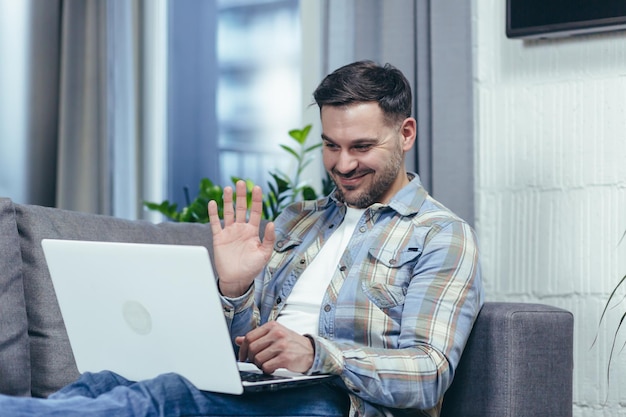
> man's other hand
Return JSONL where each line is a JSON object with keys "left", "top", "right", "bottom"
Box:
{"left": 236, "top": 322, "right": 315, "bottom": 375}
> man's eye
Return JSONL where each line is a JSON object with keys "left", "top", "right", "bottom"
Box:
{"left": 354, "top": 145, "right": 372, "bottom": 151}
{"left": 324, "top": 142, "right": 339, "bottom": 150}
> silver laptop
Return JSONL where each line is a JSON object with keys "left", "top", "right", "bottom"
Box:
{"left": 41, "top": 239, "right": 332, "bottom": 395}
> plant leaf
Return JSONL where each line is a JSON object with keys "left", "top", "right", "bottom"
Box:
{"left": 287, "top": 124, "right": 312, "bottom": 145}
{"left": 279, "top": 144, "right": 300, "bottom": 159}
{"left": 304, "top": 142, "right": 322, "bottom": 153}
{"left": 595, "top": 274, "right": 626, "bottom": 346}
{"left": 301, "top": 185, "right": 318, "bottom": 200}
{"left": 606, "top": 310, "right": 626, "bottom": 390}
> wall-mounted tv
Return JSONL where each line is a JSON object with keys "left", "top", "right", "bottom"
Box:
{"left": 506, "top": 0, "right": 626, "bottom": 39}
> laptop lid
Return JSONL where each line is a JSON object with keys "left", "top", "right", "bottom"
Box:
{"left": 41, "top": 239, "right": 331, "bottom": 395}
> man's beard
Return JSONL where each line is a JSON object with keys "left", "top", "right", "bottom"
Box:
{"left": 331, "top": 147, "right": 404, "bottom": 209}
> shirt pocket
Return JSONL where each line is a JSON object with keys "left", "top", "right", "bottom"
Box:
{"left": 358, "top": 246, "right": 421, "bottom": 347}
{"left": 361, "top": 281, "right": 408, "bottom": 309}
{"left": 361, "top": 244, "right": 422, "bottom": 309}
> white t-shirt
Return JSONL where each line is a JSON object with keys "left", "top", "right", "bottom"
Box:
{"left": 276, "top": 207, "right": 364, "bottom": 335}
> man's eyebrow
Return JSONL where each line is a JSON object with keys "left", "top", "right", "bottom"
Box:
{"left": 320, "top": 134, "right": 378, "bottom": 144}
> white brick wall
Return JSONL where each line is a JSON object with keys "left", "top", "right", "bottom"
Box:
{"left": 473, "top": 1, "right": 626, "bottom": 415}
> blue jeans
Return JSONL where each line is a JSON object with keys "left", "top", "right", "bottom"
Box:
{"left": 0, "top": 371, "right": 350, "bottom": 417}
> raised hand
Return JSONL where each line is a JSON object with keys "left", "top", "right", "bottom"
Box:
{"left": 208, "top": 180, "right": 275, "bottom": 298}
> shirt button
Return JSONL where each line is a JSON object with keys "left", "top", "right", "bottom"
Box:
{"left": 324, "top": 304, "right": 332, "bottom": 312}
{"left": 339, "top": 266, "right": 347, "bottom": 272}
{"left": 299, "top": 258, "right": 306, "bottom": 265}
{"left": 277, "top": 242, "right": 284, "bottom": 248}
{"left": 359, "top": 226, "right": 366, "bottom": 233}
{"left": 276, "top": 297, "right": 282, "bottom": 304}
{"left": 389, "top": 259, "right": 397, "bottom": 265}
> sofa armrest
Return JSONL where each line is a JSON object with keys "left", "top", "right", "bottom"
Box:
{"left": 441, "top": 302, "right": 573, "bottom": 417}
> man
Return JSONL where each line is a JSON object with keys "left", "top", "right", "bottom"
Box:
{"left": 1, "top": 60, "right": 483, "bottom": 417}
{"left": 210, "top": 60, "right": 483, "bottom": 416}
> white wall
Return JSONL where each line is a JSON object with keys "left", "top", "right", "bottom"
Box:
{"left": 473, "top": 1, "right": 626, "bottom": 416}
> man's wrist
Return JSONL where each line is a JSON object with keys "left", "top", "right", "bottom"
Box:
{"left": 217, "top": 279, "right": 253, "bottom": 298}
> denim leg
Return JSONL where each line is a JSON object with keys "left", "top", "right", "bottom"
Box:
{"left": 0, "top": 372, "right": 349, "bottom": 417}
{"left": 125, "top": 372, "right": 350, "bottom": 416}
{"left": 49, "top": 371, "right": 134, "bottom": 399}
{"left": 150, "top": 374, "right": 350, "bottom": 417}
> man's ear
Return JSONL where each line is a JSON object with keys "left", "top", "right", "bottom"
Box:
{"left": 400, "top": 117, "right": 417, "bottom": 151}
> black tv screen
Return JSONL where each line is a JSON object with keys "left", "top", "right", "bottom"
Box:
{"left": 506, "top": 0, "right": 626, "bottom": 39}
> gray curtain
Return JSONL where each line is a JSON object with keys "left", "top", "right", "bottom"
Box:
{"left": 0, "top": 0, "right": 61, "bottom": 207}
{"left": 56, "top": 0, "right": 110, "bottom": 215}
{"left": 57, "top": 0, "right": 142, "bottom": 218}
{"left": 0, "top": 0, "right": 149, "bottom": 219}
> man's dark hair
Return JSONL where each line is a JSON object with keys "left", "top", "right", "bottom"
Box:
{"left": 313, "top": 60, "right": 412, "bottom": 126}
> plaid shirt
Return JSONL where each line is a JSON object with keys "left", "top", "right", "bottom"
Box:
{"left": 221, "top": 173, "right": 483, "bottom": 417}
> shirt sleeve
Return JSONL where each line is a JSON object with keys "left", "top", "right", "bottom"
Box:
{"left": 220, "top": 283, "right": 259, "bottom": 347}
{"left": 308, "top": 220, "right": 483, "bottom": 411}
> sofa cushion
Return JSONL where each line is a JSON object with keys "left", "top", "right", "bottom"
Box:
{"left": 0, "top": 198, "right": 31, "bottom": 396}
{"left": 15, "top": 203, "right": 217, "bottom": 398}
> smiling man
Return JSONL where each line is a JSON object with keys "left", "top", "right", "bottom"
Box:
{"left": 212, "top": 60, "right": 484, "bottom": 417}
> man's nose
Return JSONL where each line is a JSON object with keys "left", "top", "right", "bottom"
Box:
{"left": 335, "top": 151, "right": 358, "bottom": 173}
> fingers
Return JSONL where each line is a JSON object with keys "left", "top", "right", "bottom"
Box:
{"left": 237, "top": 323, "right": 314, "bottom": 374}
{"left": 207, "top": 200, "right": 223, "bottom": 235}
{"left": 238, "top": 326, "right": 270, "bottom": 365}
{"left": 235, "top": 181, "right": 248, "bottom": 223}
{"left": 222, "top": 186, "right": 235, "bottom": 226}
{"left": 247, "top": 185, "right": 264, "bottom": 227}
{"left": 210, "top": 181, "right": 256, "bottom": 226}
{"left": 235, "top": 336, "right": 248, "bottom": 362}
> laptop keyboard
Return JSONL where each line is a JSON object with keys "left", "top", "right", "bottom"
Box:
{"left": 239, "top": 370, "right": 290, "bottom": 382}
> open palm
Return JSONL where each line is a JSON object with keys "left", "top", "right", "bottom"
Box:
{"left": 208, "top": 181, "right": 275, "bottom": 298}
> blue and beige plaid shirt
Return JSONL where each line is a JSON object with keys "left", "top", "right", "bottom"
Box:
{"left": 222, "top": 173, "right": 483, "bottom": 417}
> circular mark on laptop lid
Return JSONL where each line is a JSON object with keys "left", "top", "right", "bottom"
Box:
{"left": 122, "top": 301, "right": 153, "bottom": 335}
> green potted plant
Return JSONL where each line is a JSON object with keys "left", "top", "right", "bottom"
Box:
{"left": 144, "top": 124, "right": 333, "bottom": 222}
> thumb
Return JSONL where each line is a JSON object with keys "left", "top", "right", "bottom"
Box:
{"left": 235, "top": 336, "right": 248, "bottom": 362}
{"left": 262, "top": 222, "right": 276, "bottom": 252}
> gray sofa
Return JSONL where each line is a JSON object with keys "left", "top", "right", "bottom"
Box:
{"left": 0, "top": 197, "right": 574, "bottom": 416}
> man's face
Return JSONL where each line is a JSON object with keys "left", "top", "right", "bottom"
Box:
{"left": 320, "top": 102, "right": 415, "bottom": 208}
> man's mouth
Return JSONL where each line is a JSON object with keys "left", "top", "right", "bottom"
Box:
{"left": 334, "top": 171, "right": 370, "bottom": 189}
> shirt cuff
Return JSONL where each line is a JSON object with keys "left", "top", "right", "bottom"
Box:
{"left": 305, "top": 335, "right": 344, "bottom": 375}
{"left": 219, "top": 283, "right": 255, "bottom": 319}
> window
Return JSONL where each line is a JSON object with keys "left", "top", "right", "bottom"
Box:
{"left": 216, "top": 0, "right": 301, "bottom": 187}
